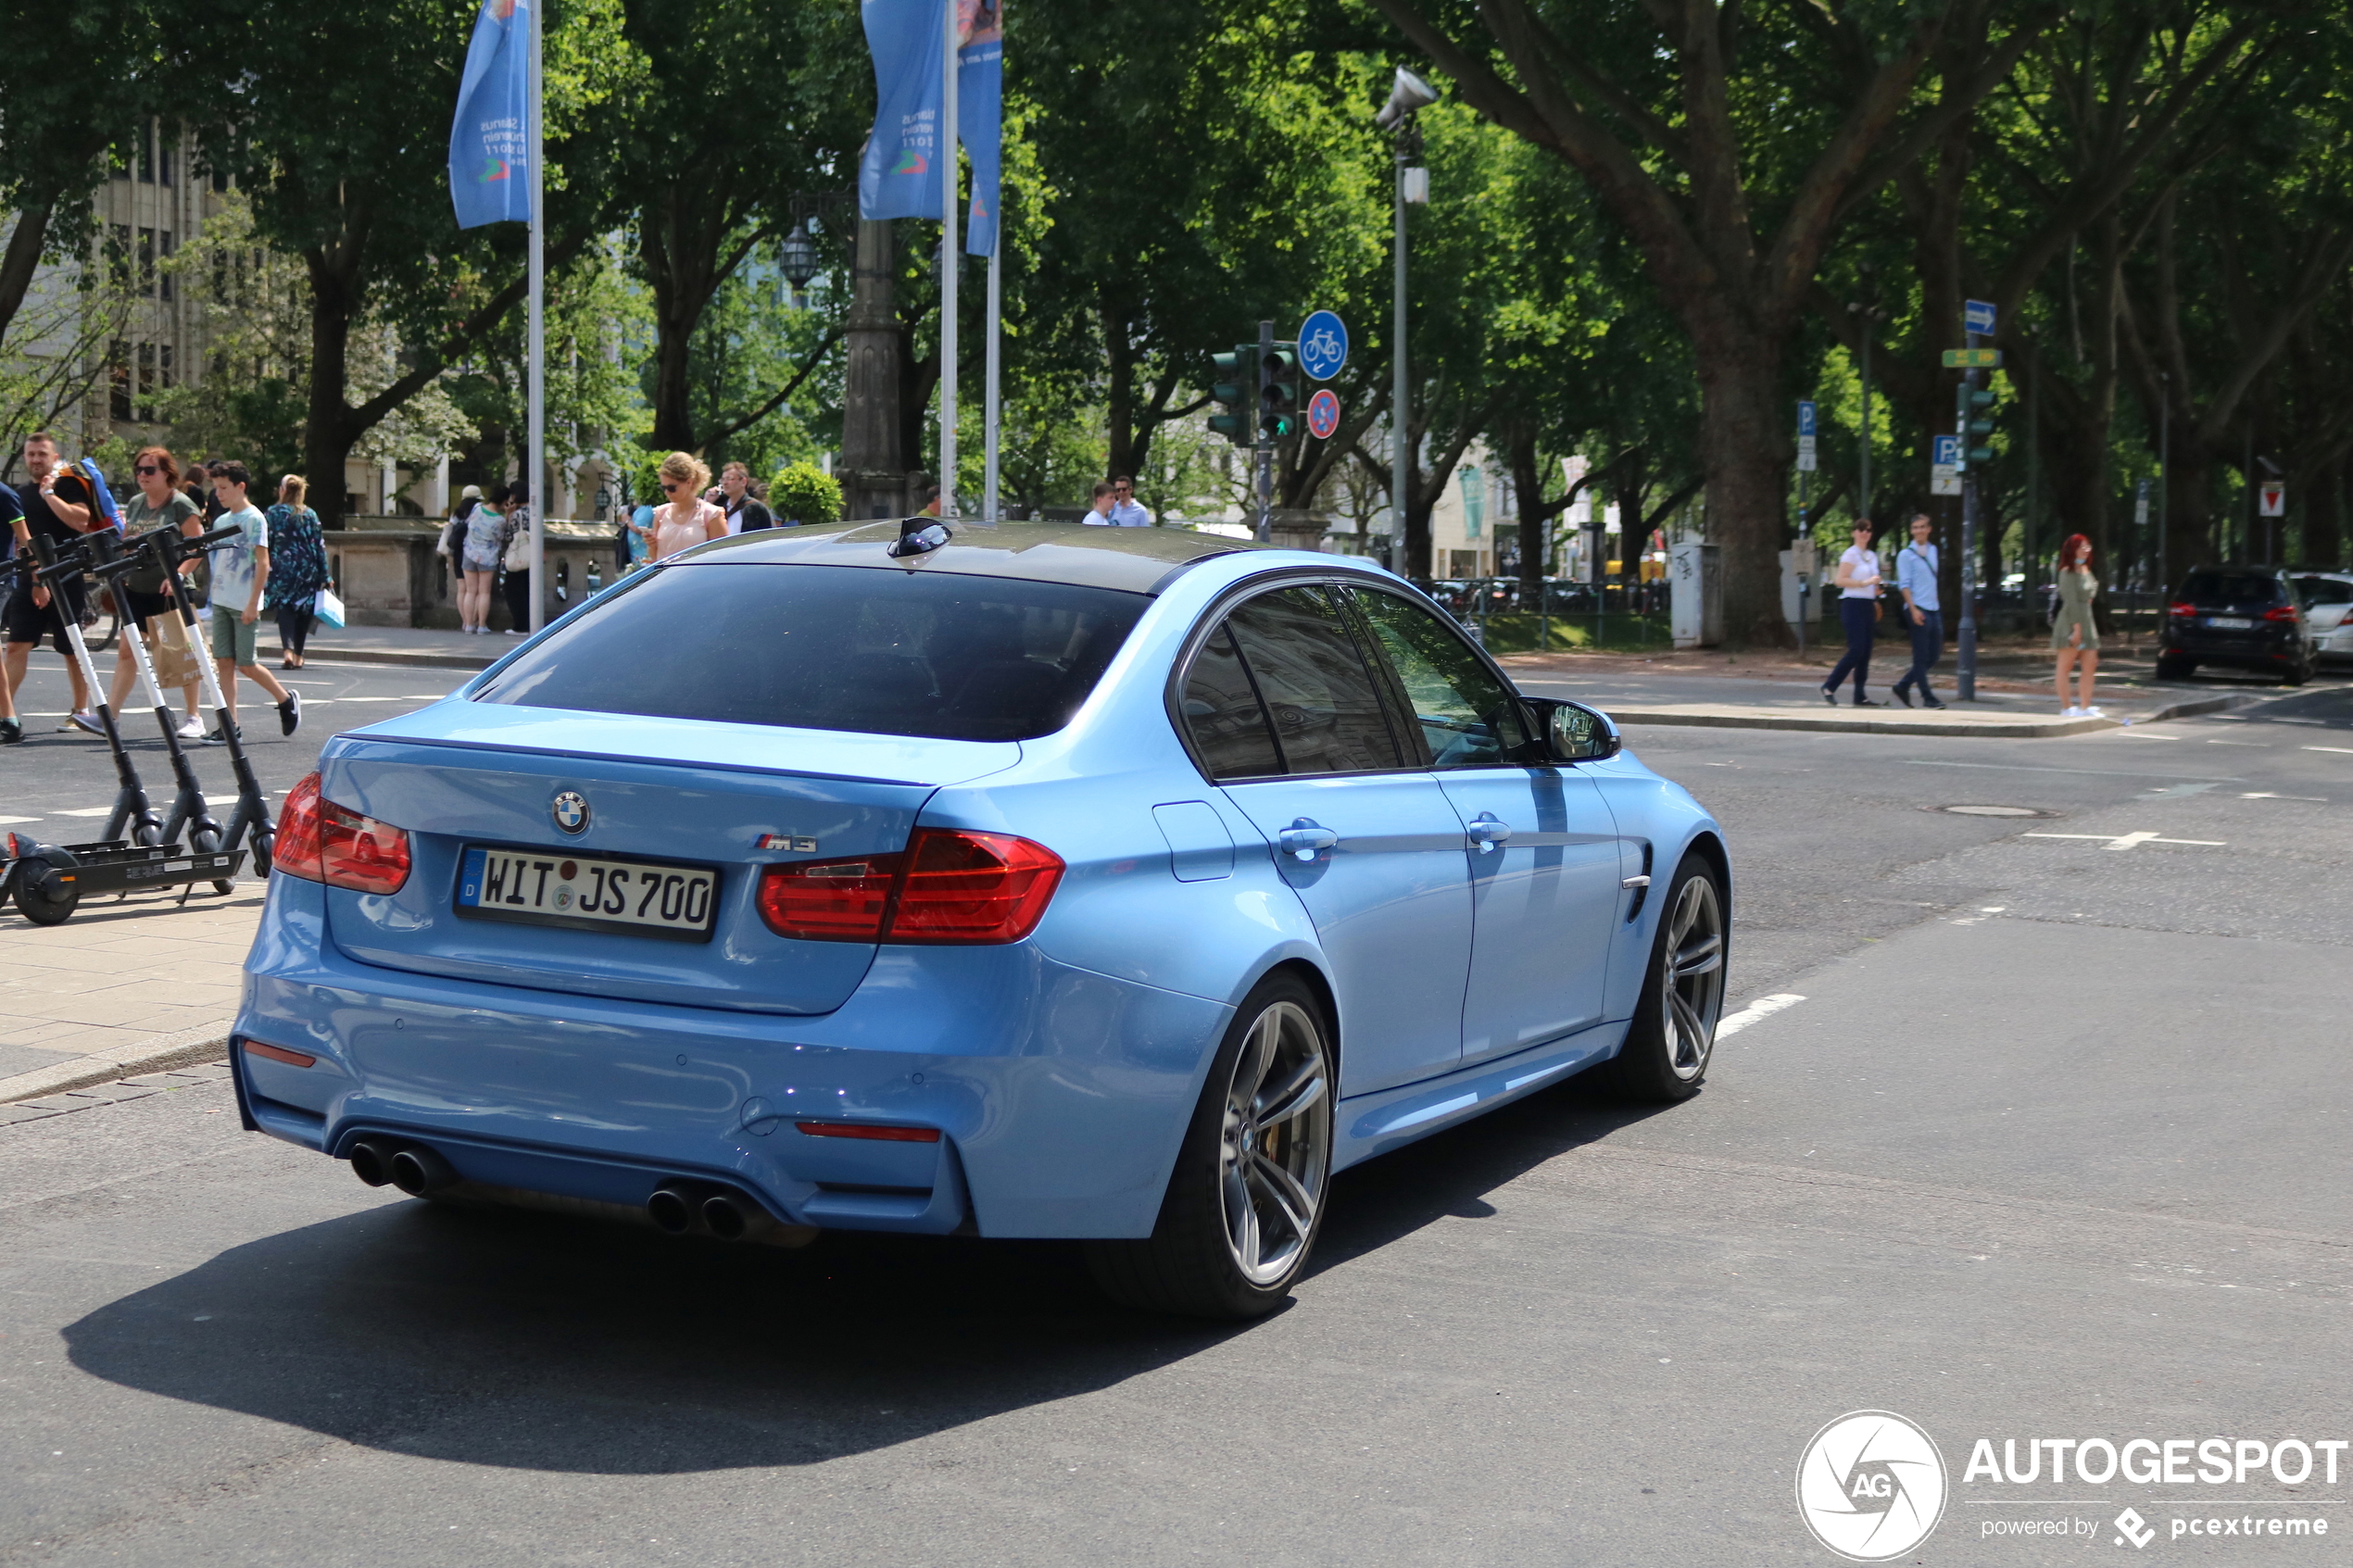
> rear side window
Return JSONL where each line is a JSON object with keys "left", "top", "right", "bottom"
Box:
{"left": 1179, "top": 625, "right": 1284, "bottom": 779}
{"left": 474, "top": 563, "right": 1148, "bottom": 742}
{"left": 1183, "top": 585, "right": 1401, "bottom": 777}
{"left": 2295, "top": 576, "right": 2352, "bottom": 607}
{"left": 2181, "top": 571, "right": 2285, "bottom": 605}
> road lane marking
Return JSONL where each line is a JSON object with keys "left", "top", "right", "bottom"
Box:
{"left": 2306, "top": 746, "right": 2353, "bottom": 755}
{"left": 1906, "top": 759, "right": 2243, "bottom": 781}
{"left": 0, "top": 815, "right": 39, "bottom": 825}
{"left": 2022, "top": 831, "right": 2225, "bottom": 851}
{"left": 49, "top": 807, "right": 114, "bottom": 818}
{"left": 2242, "top": 792, "right": 2328, "bottom": 801}
{"left": 1716, "top": 994, "right": 1805, "bottom": 1039}
{"left": 2205, "top": 738, "right": 2267, "bottom": 746}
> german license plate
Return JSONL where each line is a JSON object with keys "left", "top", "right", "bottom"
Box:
{"left": 2206, "top": 616, "right": 2254, "bottom": 630}
{"left": 455, "top": 846, "right": 718, "bottom": 941}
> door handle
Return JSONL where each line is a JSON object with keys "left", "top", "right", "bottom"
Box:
{"left": 1277, "top": 819, "right": 1339, "bottom": 861}
{"left": 1466, "top": 814, "right": 1511, "bottom": 853}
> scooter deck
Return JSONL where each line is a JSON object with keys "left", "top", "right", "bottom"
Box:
{"left": 15, "top": 839, "right": 247, "bottom": 897}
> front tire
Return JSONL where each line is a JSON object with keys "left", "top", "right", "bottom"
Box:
{"left": 1088, "top": 973, "right": 1334, "bottom": 1319}
{"left": 1598, "top": 857, "right": 1727, "bottom": 1102}
{"left": 13, "top": 853, "right": 82, "bottom": 926}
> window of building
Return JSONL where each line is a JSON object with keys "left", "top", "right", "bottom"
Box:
{"left": 136, "top": 122, "right": 154, "bottom": 183}
{"left": 157, "top": 231, "right": 173, "bottom": 302}
{"left": 136, "top": 228, "right": 156, "bottom": 298}
{"left": 157, "top": 132, "right": 174, "bottom": 187}
{"left": 108, "top": 342, "right": 132, "bottom": 422}
{"left": 107, "top": 225, "right": 132, "bottom": 291}
{"left": 1461, "top": 464, "right": 1482, "bottom": 539}
{"left": 136, "top": 344, "right": 157, "bottom": 422}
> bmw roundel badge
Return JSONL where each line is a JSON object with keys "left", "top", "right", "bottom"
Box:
{"left": 550, "top": 790, "right": 591, "bottom": 834}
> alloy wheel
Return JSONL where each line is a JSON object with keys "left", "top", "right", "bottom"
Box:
{"left": 1218, "top": 999, "right": 1330, "bottom": 1286}
{"left": 1659, "top": 874, "right": 1727, "bottom": 1081}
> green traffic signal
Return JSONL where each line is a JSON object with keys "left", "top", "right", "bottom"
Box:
{"left": 1259, "top": 343, "right": 1300, "bottom": 439}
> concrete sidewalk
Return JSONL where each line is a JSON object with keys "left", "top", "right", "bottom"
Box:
{"left": 0, "top": 884, "right": 259, "bottom": 1101}
{"left": 260, "top": 623, "right": 505, "bottom": 671}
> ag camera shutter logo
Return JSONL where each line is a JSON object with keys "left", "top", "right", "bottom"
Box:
{"left": 1796, "top": 1411, "right": 1949, "bottom": 1561}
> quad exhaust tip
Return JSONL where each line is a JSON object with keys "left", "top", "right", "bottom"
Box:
{"left": 347, "top": 1137, "right": 456, "bottom": 1196}
{"left": 347, "top": 1137, "right": 395, "bottom": 1187}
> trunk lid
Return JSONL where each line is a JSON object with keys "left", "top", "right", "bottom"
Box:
{"left": 317, "top": 702, "right": 1021, "bottom": 1014}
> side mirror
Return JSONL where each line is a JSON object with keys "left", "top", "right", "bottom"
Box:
{"left": 1529, "top": 697, "right": 1620, "bottom": 763}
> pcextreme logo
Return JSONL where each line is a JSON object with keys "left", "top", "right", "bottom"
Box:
{"left": 1796, "top": 1411, "right": 1950, "bottom": 1562}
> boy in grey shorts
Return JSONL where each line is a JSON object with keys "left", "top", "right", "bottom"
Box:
{"left": 204, "top": 460, "right": 300, "bottom": 742}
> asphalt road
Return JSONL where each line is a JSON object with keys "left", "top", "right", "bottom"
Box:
{"left": 1, "top": 650, "right": 467, "bottom": 832}
{"left": 5, "top": 665, "right": 2351, "bottom": 1566}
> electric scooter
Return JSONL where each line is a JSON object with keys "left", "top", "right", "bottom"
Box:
{"left": 25, "top": 533, "right": 163, "bottom": 847}
{"left": 88, "top": 529, "right": 225, "bottom": 859}
{"left": 142, "top": 521, "right": 275, "bottom": 874}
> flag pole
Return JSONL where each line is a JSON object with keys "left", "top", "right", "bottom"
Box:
{"left": 937, "top": 0, "right": 958, "bottom": 520}
{"left": 983, "top": 239, "right": 1000, "bottom": 522}
{"left": 525, "top": 0, "right": 546, "bottom": 629}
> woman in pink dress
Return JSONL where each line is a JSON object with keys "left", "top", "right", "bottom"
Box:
{"left": 651, "top": 453, "right": 725, "bottom": 558}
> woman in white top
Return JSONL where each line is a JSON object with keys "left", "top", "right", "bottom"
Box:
{"left": 651, "top": 452, "right": 726, "bottom": 558}
{"left": 1819, "top": 520, "right": 1884, "bottom": 706}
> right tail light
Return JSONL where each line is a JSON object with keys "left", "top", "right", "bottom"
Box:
{"left": 758, "top": 829, "right": 1063, "bottom": 945}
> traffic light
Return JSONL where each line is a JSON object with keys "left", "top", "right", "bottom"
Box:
{"left": 1259, "top": 342, "right": 1300, "bottom": 439}
{"left": 1957, "top": 383, "right": 1994, "bottom": 468}
{"left": 1209, "top": 345, "right": 1256, "bottom": 445}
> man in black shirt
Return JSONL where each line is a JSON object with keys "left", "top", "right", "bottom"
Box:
{"left": 4, "top": 432, "right": 103, "bottom": 729}
{"left": 0, "top": 476, "right": 19, "bottom": 742}
{"left": 719, "top": 462, "right": 774, "bottom": 533}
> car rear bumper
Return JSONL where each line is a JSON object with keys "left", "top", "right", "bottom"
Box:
{"left": 2160, "top": 629, "right": 2303, "bottom": 668}
{"left": 233, "top": 876, "right": 1227, "bottom": 1239}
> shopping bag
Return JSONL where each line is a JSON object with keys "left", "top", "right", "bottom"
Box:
{"left": 146, "top": 608, "right": 198, "bottom": 688}
{"left": 313, "top": 585, "right": 346, "bottom": 630}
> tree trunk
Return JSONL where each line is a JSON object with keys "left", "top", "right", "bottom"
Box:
{"left": 1101, "top": 295, "right": 1135, "bottom": 480}
{"left": 0, "top": 184, "right": 62, "bottom": 352}
{"left": 302, "top": 244, "right": 363, "bottom": 529}
{"left": 1510, "top": 425, "right": 1546, "bottom": 603}
{"left": 1689, "top": 318, "right": 1790, "bottom": 643}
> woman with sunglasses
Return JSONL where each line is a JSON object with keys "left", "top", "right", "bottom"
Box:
{"left": 651, "top": 452, "right": 724, "bottom": 558}
{"left": 105, "top": 445, "right": 206, "bottom": 735}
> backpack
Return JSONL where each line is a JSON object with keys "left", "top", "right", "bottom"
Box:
{"left": 48, "top": 459, "right": 123, "bottom": 531}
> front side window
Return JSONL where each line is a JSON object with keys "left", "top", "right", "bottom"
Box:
{"left": 1214, "top": 585, "right": 1401, "bottom": 775}
{"left": 1351, "top": 588, "right": 1533, "bottom": 769}
{"left": 475, "top": 563, "right": 1148, "bottom": 743}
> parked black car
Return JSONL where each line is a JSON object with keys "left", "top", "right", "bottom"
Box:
{"left": 2157, "top": 565, "right": 2315, "bottom": 684}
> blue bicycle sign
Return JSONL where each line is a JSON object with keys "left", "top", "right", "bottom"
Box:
{"left": 1298, "top": 310, "right": 1349, "bottom": 381}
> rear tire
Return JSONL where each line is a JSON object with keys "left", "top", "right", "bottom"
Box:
{"left": 2155, "top": 656, "right": 2196, "bottom": 681}
{"left": 13, "top": 854, "right": 81, "bottom": 925}
{"left": 1088, "top": 972, "right": 1334, "bottom": 1319}
{"left": 1596, "top": 857, "right": 1727, "bottom": 1103}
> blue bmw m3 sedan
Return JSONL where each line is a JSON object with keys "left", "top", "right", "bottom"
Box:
{"left": 233, "top": 520, "right": 1730, "bottom": 1317}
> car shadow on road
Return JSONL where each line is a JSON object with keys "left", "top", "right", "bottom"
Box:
{"left": 60, "top": 1073, "right": 1681, "bottom": 1475}
{"left": 1308, "top": 1077, "right": 1677, "bottom": 1275}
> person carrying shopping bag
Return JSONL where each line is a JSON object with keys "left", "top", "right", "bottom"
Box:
{"left": 263, "top": 474, "right": 327, "bottom": 668}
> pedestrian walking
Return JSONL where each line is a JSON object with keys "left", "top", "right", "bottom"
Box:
{"left": 1083, "top": 480, "right": 1117, "bottom": 525}
{"left": 651, "top": 454, "right": 724, "bottom": 558}
{"left": 1109, "top": 475, "right": 1151, "bottom": 527}
{"left": 1890, "top": 512, "right": 1945, "bottom": 709}
{"left": 719, "top": 462, "right": 774, "bottom": 533}
{"left": 498, "top": 482, "right": 535, "bottom": 635}
{"left": 1818, "top": 520, "right": 1884, "bottom": 707}
{"left": 106, "top": 445, "right": 206, "bottom": 734}
{"left": 203, "top": 459, "right": 300, "bottom": 741}
{"left": 4, "top": 432, "right": 104, "bottom": 732}
{"left": 457, "top": 480, "right": 510, "bottom": 633}
{"left": 0, "top": 471, "right": 20, "bottom": 743}
{"left": 263, "top": 473, "right": 327, "bottom": 668}
{"left": 2052, "top": 532, "right": 2102, "bottom": 717}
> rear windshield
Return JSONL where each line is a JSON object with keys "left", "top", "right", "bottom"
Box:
{"left": 474, "top": 563, "right": 1149, "bottom": 742}
{"left": 2180, "top": 571, "right": 2284, "bottom": 605}
{"left": 2295, "top": 575, "right": 2353, "bottom": 606}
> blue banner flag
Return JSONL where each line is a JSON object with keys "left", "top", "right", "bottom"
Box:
{"left": 860, "top": 0, "right": 947, "bottom": 220}
{"left": 448, "top": 0, "right": 532, "bottom": 229}
{"left": 958, "top": 1, "right": 1002, "bottom": 255}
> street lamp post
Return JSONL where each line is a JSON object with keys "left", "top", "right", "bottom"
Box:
{"left": 1377, "top": 68, "right": 1435, "bottom": 574}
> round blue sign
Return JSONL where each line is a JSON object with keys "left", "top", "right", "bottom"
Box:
{"left": 1298, "top": 310, "right": 1348, "bottom": 382}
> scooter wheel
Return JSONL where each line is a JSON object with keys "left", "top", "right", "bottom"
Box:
{"left": 251, "top": 828, "right": 273, "bottom": 880}
{"left": 14, "top": 855, "right": 82, "bottom": 926}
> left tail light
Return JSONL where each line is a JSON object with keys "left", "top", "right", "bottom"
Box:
{"left": 2167, "top": 602, "right": 2196, "bottom": 618}
{"left": 273, "top": 771, "right": 411, "bottom": 894}
{"left": 758, "top": 829, "right": 1063, "bottom": 945}
{"left": 2263, "top": 604, "right": 2299, "bottom": 622}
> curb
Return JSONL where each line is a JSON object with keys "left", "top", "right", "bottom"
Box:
{"left": 257, "top": 640, "right": 495, "bottom": 673}
{"left": 1600, "top": 689, "right": 2267, "bottom": 739}
{"left": 0, "top": 1021, "right": 232, "bottom": 1104}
